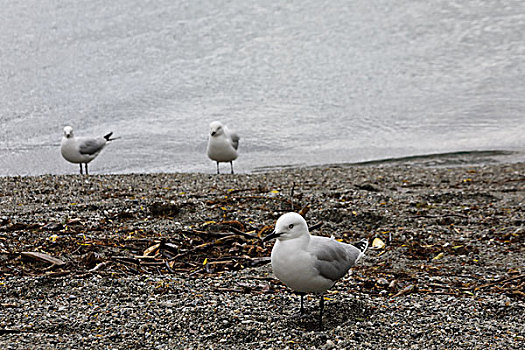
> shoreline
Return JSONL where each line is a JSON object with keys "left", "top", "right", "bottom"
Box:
{"left": 1, "top": 163, "right": 524, "bottom": 349}
{"left": 1, "top": 148, "right": 524, "bottom": 177}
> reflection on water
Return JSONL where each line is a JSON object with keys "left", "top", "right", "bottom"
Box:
{"left": 1, "top": 0, "right": 524, "bottom": 175}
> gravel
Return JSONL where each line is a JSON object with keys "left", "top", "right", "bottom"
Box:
{"left": 1, "top": 163, "right": 524, "bottom": 349}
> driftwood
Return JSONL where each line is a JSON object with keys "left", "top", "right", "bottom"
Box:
{"left": 21, "top": 252, "right": 66, "bottom": 266}
{"left": 392, "top": 284, "right": 416, "bottom": 297}
{"left": 89, "top": 261, "right": 111, "bottom": 272}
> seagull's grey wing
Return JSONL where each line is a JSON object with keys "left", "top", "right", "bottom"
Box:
{"left": 311, "top": 237, "right": 361, "bottom": 282}
{"left": 225, "top": 128, "right": 240, "bottom": 150}
{"left": 230, "top": 133, "right": 240, "bottom": 150}
{"left": 78, "top": 138, "right": 106, "bottom": 155}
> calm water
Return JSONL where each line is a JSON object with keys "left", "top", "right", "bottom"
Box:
{"left": 1, "top": 0, "right": 524, "bottom": 175}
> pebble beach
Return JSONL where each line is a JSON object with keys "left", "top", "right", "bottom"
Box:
{"left": 1, "top": 163, "right": 524, "bottom": 349}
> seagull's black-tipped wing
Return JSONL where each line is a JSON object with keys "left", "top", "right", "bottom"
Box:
{"left": 78, "top": 138, "right": 106, "bottom": 155}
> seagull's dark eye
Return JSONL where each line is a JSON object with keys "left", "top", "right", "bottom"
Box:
{"left": 288, "top": 224, "right": 294, "bottom": 229}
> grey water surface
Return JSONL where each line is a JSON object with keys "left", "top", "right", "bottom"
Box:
{"left": 1, "top": 0, "right": 524, "bottom": 175}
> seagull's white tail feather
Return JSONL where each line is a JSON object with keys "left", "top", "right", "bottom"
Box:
{"left": 353, "top": 238, "right": 368, "bottom": 262}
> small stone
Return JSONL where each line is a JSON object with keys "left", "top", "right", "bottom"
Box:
{"left": 377, "top": 277, "right": 389, "bottom": 286}
{"left": 324, "top": 339, "right": 335, "bottom": 349}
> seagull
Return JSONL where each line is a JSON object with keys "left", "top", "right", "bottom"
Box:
{"left": 206, "top": 121, "right": 240, "bottom": 174}
{"left": 60, "top": 126, "right": 116, "bottom": 175}
{"left": 263, "top": 212, "right": 368, "bottom": 330}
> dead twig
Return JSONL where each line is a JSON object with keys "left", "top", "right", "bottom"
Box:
{"left": 225, "top": 187, "right": 260, "bottom": 194}
{"left": 411, "top": 213, "right": 469, "bottom": 219}
{"left": 111, "top": 256, "right": 140, "bottom": 265}
{"left": 21, "top": 252, "right": 66, "bottom": 266}
{"left": 392, "top": 284, "right": 416, "bottom": 297}
{"left": 309, "top": 221, "right": 324, "bottom": 231}
{"left": 474, "top": 275, "right": 525, "bottom": 291}
{"left": 89, "top": 261, "right": 110, "bottom": 272}
{"left": 227, "top": 226, "right": 259, "bottom": 239}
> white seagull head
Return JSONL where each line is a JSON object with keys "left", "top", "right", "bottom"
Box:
{"left": 63, "top": 126, "right": 74, "bottom": 139}
{"left": 264, "top": 212, "right": 309, "bottom": 242}
{"left": 209, "top": 121, "right": 225, "bottom": 137}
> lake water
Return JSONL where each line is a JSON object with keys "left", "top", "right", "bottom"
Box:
{"left": 1, "top": 0, "right": 524, "bottom": 175}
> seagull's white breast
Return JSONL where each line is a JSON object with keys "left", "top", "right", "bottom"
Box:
{"left": 207, "top": 134, "right": 238, "bottom": 162}
{"left": 271, "top": 239, "right": 335, "bottom": 293}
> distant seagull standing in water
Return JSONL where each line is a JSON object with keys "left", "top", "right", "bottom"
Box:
{"left": 263, "top": 212, "right": 368, "bottom": 330}
{"left": 61, "top": 126, "right": 116, "bottom": 175}
{"left": 206, "top": 121, "right": 240, "bottom": 174}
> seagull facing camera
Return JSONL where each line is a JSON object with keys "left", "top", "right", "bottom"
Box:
{"left": 206, "top": 121, "right": 240, "bottom": 174}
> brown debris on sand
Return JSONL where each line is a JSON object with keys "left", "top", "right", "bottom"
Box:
{"left": 1, "top": 164, "right": 523, "bottom": 299}
{"left": 0, "top": 163, "right": 523, "bottom": 348}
